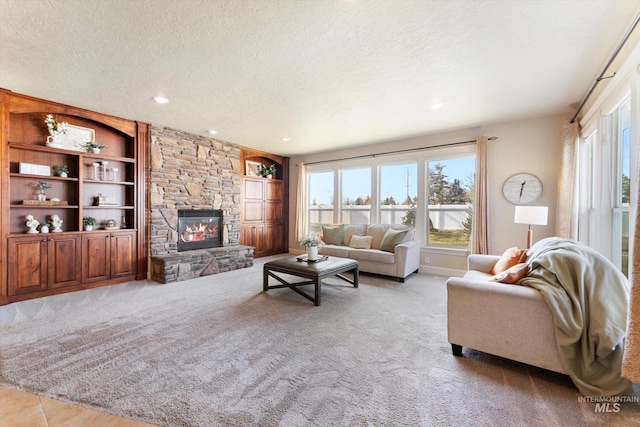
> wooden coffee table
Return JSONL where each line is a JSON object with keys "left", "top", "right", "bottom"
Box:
{"left": 263, "top": 256, "right": 359, "bottom": 306}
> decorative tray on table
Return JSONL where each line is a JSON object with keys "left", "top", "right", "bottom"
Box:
{"left": 296, "top": 255, "right": 329, "bottom": 263}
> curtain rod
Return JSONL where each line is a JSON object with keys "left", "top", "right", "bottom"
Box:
{"left": 570, "top": 11, "right": 640, "bottom": 124}
{"left": 301, "top": 136, "right": 497, "bottom": 166}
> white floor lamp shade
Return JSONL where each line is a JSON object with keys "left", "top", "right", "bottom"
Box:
{"left": 514, "top": 206, "right": 548, "bottom": 248}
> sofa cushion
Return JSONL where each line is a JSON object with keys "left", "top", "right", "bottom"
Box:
{"left": 319, "top": 245, "right": 352, "bottom": 258}
{"left": 380, "top": 228, "right": 409, "bottom": 253}
{"left": 348, "top": 249, "right": 396, "bottom": 264}
{"left": 349, "top": 235, "right": 373, "bottom": 249}
{"left": 343, "top": 224, "right": 367, "bottom": 246}
{"left": 491, "top": 247, "right": 527, "bottom": 275}
{"left": 366, "top": 224, "right": 391, "bottom": 249}
{"left": 403, "top": 227, "right": 416, "bottom": 241}
{"left": 322, "top": 225, "right": 344, "bottom": 246}
{"left": 490, "top": 262, "right": 529, "bottom": 284}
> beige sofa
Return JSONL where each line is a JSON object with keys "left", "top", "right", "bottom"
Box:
{"left": 446, "top": 254, "right": 567, "bottom": 374}
{"left": 318, "top": 224, "right": 421, "bottom": 282}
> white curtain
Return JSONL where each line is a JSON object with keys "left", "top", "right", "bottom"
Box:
{"left": 555, "top": 120, "right": 580, "bottom": 239}
{"left": 470, "top": 136, "right": 489, "bottom": 254}
{"left": 294, "top": 163, "right": 308, "bottom": 242}
{"left": 622, "top": 149, "right": 640, "bottom": 383}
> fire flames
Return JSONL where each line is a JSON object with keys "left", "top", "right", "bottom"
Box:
{"left": 180, "top": 222, "right": 218, "bottom": 243}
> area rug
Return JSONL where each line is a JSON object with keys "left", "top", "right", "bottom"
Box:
{"left": 0, "top": 256, "right": 638, "bottom": 426}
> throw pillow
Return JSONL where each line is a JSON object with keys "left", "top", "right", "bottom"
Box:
{"left": 322, "top": 225, "right": 345, "bottom": 246}
{"left": 379, "top": 228, "right": 409, "bottom": 253}
{"left": 490, "top": 263, "right": 529, "bottom": 284}
{"left": 349, "top": 235, "right": 373, "bottom": 249}
{"left": 491, "top": 247, "right": 527, "bottom": 275}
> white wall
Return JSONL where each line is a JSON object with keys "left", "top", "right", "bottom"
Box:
{"left": 289, "top": 113, "right": 566, "bottom": 273}
{"left": 483, "top": 115, "right": 564, "bottom": 254}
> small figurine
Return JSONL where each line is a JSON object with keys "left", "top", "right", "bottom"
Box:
{"left": 51, "top": 214, "right": 63, "bottom": 233}
{"left": 25, "top": 215, "right": 39, "bottom": 234}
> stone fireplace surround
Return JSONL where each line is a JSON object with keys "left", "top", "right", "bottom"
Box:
{"left": 149, "top": 126, "right": 253, "bottom": 283}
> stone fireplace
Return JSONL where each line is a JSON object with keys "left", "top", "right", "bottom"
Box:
{"left": 149, "top": 126, "right": 253, "bottom": 283}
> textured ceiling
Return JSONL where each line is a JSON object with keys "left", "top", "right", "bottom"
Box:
{"left": 1, "top": 0, "right": 639, "bottom": 156}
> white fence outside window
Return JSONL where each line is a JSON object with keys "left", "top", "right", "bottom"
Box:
{"left": 309, "top": 204, "right": 471, "bottom": 231}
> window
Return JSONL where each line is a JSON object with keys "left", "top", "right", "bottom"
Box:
{"left": 427, "top": 157, "right": 475, "bottom": 248}
{"left": 614, "top": 99, "right": 631, "bottom": 276}
{"left": 308, "top": 170, "right": 334, "bottom": 234}
{"left": 341, "top": 167, "right": 371, "bottom": 224}
{"left": 305, "top": 144, "right": 476, "bottom": 250}
{"left": 580, "top": 97, "right": 633, "bottom": 277}
{"left": 379, "top": 163, "right": 417, "bottom": 226}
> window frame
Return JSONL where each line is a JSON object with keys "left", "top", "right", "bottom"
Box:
{"left": 305, "top": 143, "right": 476, "bottom": 254}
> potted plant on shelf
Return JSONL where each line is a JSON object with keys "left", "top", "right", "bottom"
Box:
{"left": 83, "top": 216, "right": 98, "bottom": 231}
{"left": 54, "top": 165, "right": 69, "bottom": 178}
{"left": 39, "top": 220, "right": 52, "bottom": 234}
{"left": 84, "top": 141, "right": 107, "bottom": 154}
{"left": 300, "top": 233, "right": 324, "bottom": 261}
{"left": 258, "top": 164, "right": 276, "bottom": 179}
{"left": 32, "top": 181, "right": 52, "bottom": 201}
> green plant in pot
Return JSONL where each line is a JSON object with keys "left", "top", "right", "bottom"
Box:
{"left": 39, "top": 220, "right": 52, "bottom": 234}
{"left": 258, "top": 164, "right": 276, "bottom": 178}
{"left": 33, "top": 181, "right": 52, "bottom": 201}
{"left": 54, "top": 165, "right": 69, "bottom": 178}
{"left": 84, "top": 141, "right": 107, "bottom": 154}
{"left": 83, "top": 216, "right": 98, "bottom": 231}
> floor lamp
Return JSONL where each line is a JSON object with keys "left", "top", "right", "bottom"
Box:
{"left": 514, "top": 206, "right": 548, "bottom": 249}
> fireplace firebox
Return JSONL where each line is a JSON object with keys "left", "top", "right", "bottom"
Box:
{"left": 177, "top": 210, "right": 222, "bottom": 251}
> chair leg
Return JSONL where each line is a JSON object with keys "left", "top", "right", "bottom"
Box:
{"left": 451, "top": 344, "right": 463, "bottom": 356}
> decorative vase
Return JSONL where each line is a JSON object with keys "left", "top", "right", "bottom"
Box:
{"left": 84, "top": 225, "right": 93, "bottom": 231}
{"left": 59, "top": 172, "right": 68, "bottom": 178}
{"left": 46, "top": 134, "right": 62, "bottom": 148}
{"left": 92, "top": 148, "right": 100, "bottom": 154}
{"left": 306, "top": 245, "right": 319, "bottom": 261}
{"left": 37, "top": 192, "right": 46, "bottom": 201}
{"left": 266, "top": 174, "right": 273, "bottom": 179}
{"left": 40, "top": 225, "right": 49, "bottom": 234}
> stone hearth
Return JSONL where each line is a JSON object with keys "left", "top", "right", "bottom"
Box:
{"left": 149, "top": 126, "right": 253, "bottom": 282}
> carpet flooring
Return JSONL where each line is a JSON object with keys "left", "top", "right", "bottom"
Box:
{"left": 0, "top": 255, "right": 638, "bottom": 426}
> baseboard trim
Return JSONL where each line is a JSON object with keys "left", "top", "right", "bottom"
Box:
{"left": 419, "top": 265, "right": 465, "bottom": 278}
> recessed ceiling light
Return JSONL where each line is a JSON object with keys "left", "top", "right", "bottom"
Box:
{"left": 281, "top": 137, "right": 290, "bottom": 142}
{"left": 152, "top": 96, "right": 170, "bottom": 104}
{"left": 207, "top": 129, "right": 218, "bottom": 135}
{"left": 430, "top": 102, "right": 443, "bottom": 109}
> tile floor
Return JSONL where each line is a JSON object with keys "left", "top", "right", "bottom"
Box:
{"left": 0, "top": 385, "right": 157, "bottom": 427}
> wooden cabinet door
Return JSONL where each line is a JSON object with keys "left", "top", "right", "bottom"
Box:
{"left": 110, "top": 231, "right": 136, "bottom": 278}
{"left": 47, "top": 234, "right": 82, "bottom": 289}
{"left": 241, "top": 176, "right": 286, "bottom": 258}
{"left": 241, "top": 224, "right": 264, "bottom": 256}
{"left": 8, "top": 236, "right": 47, "bottom": 295}
{"left": 265, "top": 180, "right": 283, "bottom": 222}
{"left": 264, "top": 224, "right": 284, "bottom": 254}
{"left": 242, "top": 178, "right": 265, "bottom": 222}
{"left": 82, "top": 233, "right": 110, "bottom": 283}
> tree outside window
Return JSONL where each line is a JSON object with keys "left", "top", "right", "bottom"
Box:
{"left": 427, "top": 158, "right": 474, "bottom": 248}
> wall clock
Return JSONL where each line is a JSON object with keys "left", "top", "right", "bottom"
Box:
{"left": 502, "top": 173, "right": 542, "bottom": 205}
